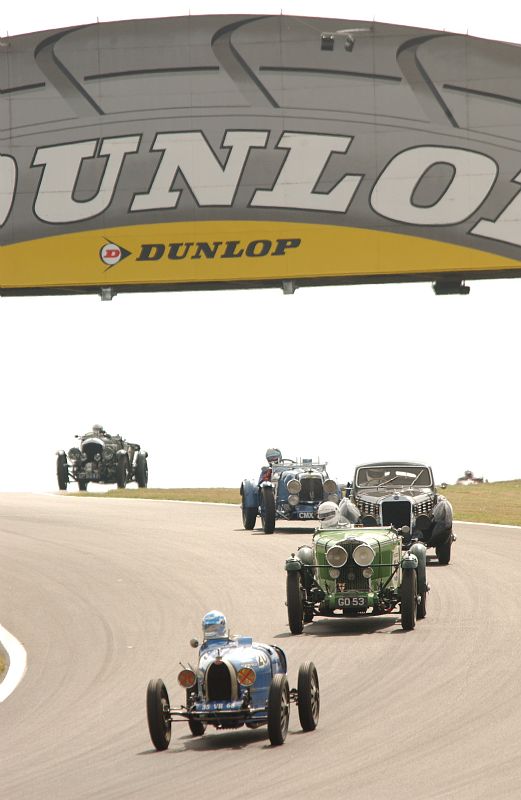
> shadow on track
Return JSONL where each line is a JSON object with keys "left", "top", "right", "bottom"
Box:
{"left": 273, "top": 616, "right": 398, "bottom": 639}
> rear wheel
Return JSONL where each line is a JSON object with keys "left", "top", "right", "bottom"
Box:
{"left": 146, "top": 679, "right": 171, "bottom": 751}
{"left": 286, "top": 571, "right": 304, "bottom": 634}
{"left": 135, "top": 453, "right": 148, "bottom": 488}
{"left": 260, "top": 486, "right": 276, "bottom": 534}
{"left": 436, "top": 536, "right": 452, "bottom": 565}
{"left": 57, "top": 454, "right": 68, "bottom": 490}
{"left": 116, "top": 456, "right": 128, "bottom": 489}
{"left": 401, "top": 569, "right": 417, "bottom": 631}
{"left": 297, "top": 662, "right": 320, "bottom": 731}
{"left": 267, "top": 673, "right": 290, "bottom": 746}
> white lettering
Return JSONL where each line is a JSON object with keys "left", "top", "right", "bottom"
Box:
{"left": 371, "top": 146, "right": 497, "bottom": 225}
{"left": 0, "top": 154, "right": 17, "bottom": 227}
{"left": 131, "top": 130, "right": 268, "bottom": 211}
{"left": 251, "top": 132, "right": 362, "bottom": 212}
{"left": 471, "top": 172, "right": 521, "bottom": 246}
{"left": 33, "top": 137, "right": 140, "bottom": 223}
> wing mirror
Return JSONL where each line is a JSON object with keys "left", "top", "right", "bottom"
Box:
{"left": 190, "top": 638, "right": 199, "bottom": 648}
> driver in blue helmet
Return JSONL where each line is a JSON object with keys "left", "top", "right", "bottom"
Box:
{"left": 201, "top": 610, "right": 229, "bottom": 645}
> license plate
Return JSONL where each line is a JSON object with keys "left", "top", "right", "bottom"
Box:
{"left": 298, "top": 512, "right": 314, "bottom": 519}
{"left": 337, "top": 596, "right": 367, "bottom": 608}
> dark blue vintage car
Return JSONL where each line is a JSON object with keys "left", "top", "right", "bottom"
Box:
{"left": 146, "top": 611, "right": 320, "bottom": 749}
{"left": 241, "top": 452, "right": 341, "bottom": 533}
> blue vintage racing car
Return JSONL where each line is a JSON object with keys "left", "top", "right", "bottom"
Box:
{"left": 241, "top": 448, "right": 341, "bottom": 533}
{"left": 146, "top": 611, "right": 320, "bottom": 749}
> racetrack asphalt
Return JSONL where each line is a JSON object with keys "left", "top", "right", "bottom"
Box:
{"left": 0, "top": 493, "right": 520, "bottom": 800}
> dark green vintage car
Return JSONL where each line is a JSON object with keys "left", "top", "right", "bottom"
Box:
{"left": 285, "top": 517, "right": 428, "bottom": 633}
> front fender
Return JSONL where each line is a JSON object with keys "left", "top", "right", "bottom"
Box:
{"left": 285, "top": 556, "right": 302, "bottom": 572}
{"left": 409, "top": 542, "right": 427, "bottom": 594}
{"left": 241, "top": 479, "right": 259, "bottom": 509}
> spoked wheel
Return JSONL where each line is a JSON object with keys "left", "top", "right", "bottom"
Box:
{"left": 260, "top": 486, "right": 276, "bottom": 534}
{"left": 286, "top": 571, "right": 304, "bottom": 634}
{"left": 56, "top": 454, "right": 68, "bottom": 490}
{"left": 401, "top": 569, "right": 417, "bottom": 631}
{"left": 146, "top": 678, "right": 172, "bottom": 751}
{"left": 267, "top": 673, "right": 290, "bottom": 746}
{"left": 297, "top": 662, "right": 320, "bottom": 731}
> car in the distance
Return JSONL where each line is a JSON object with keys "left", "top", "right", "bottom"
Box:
{"left": 56, "top": 424, "right": 148, "bottom": 491}
{"left": 350, "top": 461, "right": 455, "bottom": 564}
{"left": 241, "top": 452, "right": 341, "bottom": 533}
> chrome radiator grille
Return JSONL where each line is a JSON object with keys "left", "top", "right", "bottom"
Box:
{"left": 300, "top": 476, "right": 324, "bottom": 502}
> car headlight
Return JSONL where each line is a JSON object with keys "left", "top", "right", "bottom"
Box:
{"left": 287, "top": 479, "right": 301, "bottom": 494}
{"left": 352, "top": 544, "right": 375, "bottom": 567}
{"left": 68, "top": 447, "right": 81, "bottom": 460}
{"left": 237, "top": 667, "right": 256, "bottom": 686}
{"left": 329, "top": 568, "right": 340, "bottom": 578}
{"left": 288, "top": 494, "right": 299, "bottom": 507}
{"left": 323, "top": 479, "right": 337, "bottom": 494}
{"left": 326, "top": 545, "right": 348, "bottom": 568}
{"left": 178, "top": 669, "right": 196, "bottom": 689}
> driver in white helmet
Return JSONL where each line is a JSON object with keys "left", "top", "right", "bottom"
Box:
{"left": 317, "top": 500, "right": 341, "bottom": 528}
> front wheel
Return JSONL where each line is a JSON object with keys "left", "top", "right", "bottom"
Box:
{"left": 401, "top": 569, "right": 417, "bottom": 631}
{"left": 260, "top": 486, "right": 276, "bottom": 534}
{"left": 135, "top": 453, "right": 148, "bottom": 488}
{"left": 417, "top": 585, "right": 427, "bottom": 619}
{"left": 436, "top": 536, "right": 452, "bottom": 565}
{"left": 267, "top": 673, "right": 290, "bottom": 746}
{"left": 286, "top": 571, "right": 304, "bottom": 634}
{"left": 242, "top": 503, "right": 257, "bottom": 530}
{"left": 297, "top": 662, "right": 320, "bottom": 731}
{"left": 146, "top": 678, "right": 171, "bottom": 751}
{"left": 57, "top": 454, "right": 68, "bottom": 490}
{"left": 116, "top": 456, "right": 128, "bottom": 489}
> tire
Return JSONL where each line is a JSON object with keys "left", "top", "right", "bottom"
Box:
{"left": 188, "top": 718, "right": 206, "bottom": 736}
{"left": 116, "top": 456, "right": 128, "bottom": 489}
{"left": 135, "top": 453, "right": 148, "bottom": 488}
{"left": 146, "top": 678, "right": 171, "bottom": 751}
{"left": 267, "top": 673, "right": 290, "bottom": 746}
{"left": 297, "top": 662, "right": 320, "bottom": 732}
{"left": 77, "top": 480, "right": 88, "bottom": 492}
{"left": 286, "top": 571, "right": 304, "bottom": 634}
{"left": 401, "top": 568, "right": 417, "bottom": 631}
{"left": 417, "top": 585, "right": 427, "bottom": 620}
{"left": 260, "top": 486, "right": 276, "bottom": 534}
{"left": 436, "top": 536, "right": 452, "bottom": 565}
{"left": 242, "top": 503, "right": 257, "bottom": 530}
{"left": 57, "top": 454, "right": 68, "bottom": 490}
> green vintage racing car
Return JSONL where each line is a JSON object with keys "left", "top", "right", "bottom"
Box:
{"left": 285, "top": 500, "right": 428, "bottom": 633}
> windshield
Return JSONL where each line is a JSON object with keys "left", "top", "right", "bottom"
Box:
{"left": 356, "top": 465, "right": 433, "bottom": 489}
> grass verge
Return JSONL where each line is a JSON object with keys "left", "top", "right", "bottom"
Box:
{"left": 438, "top": 481, "right": 521, "bottom": 526}
{"left": 67, "top": 482, "right": 521, "bottom": 526}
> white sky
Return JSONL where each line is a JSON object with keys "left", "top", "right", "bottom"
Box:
{"left": 1, "top": 1, "right": 520, "bottom": 492}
